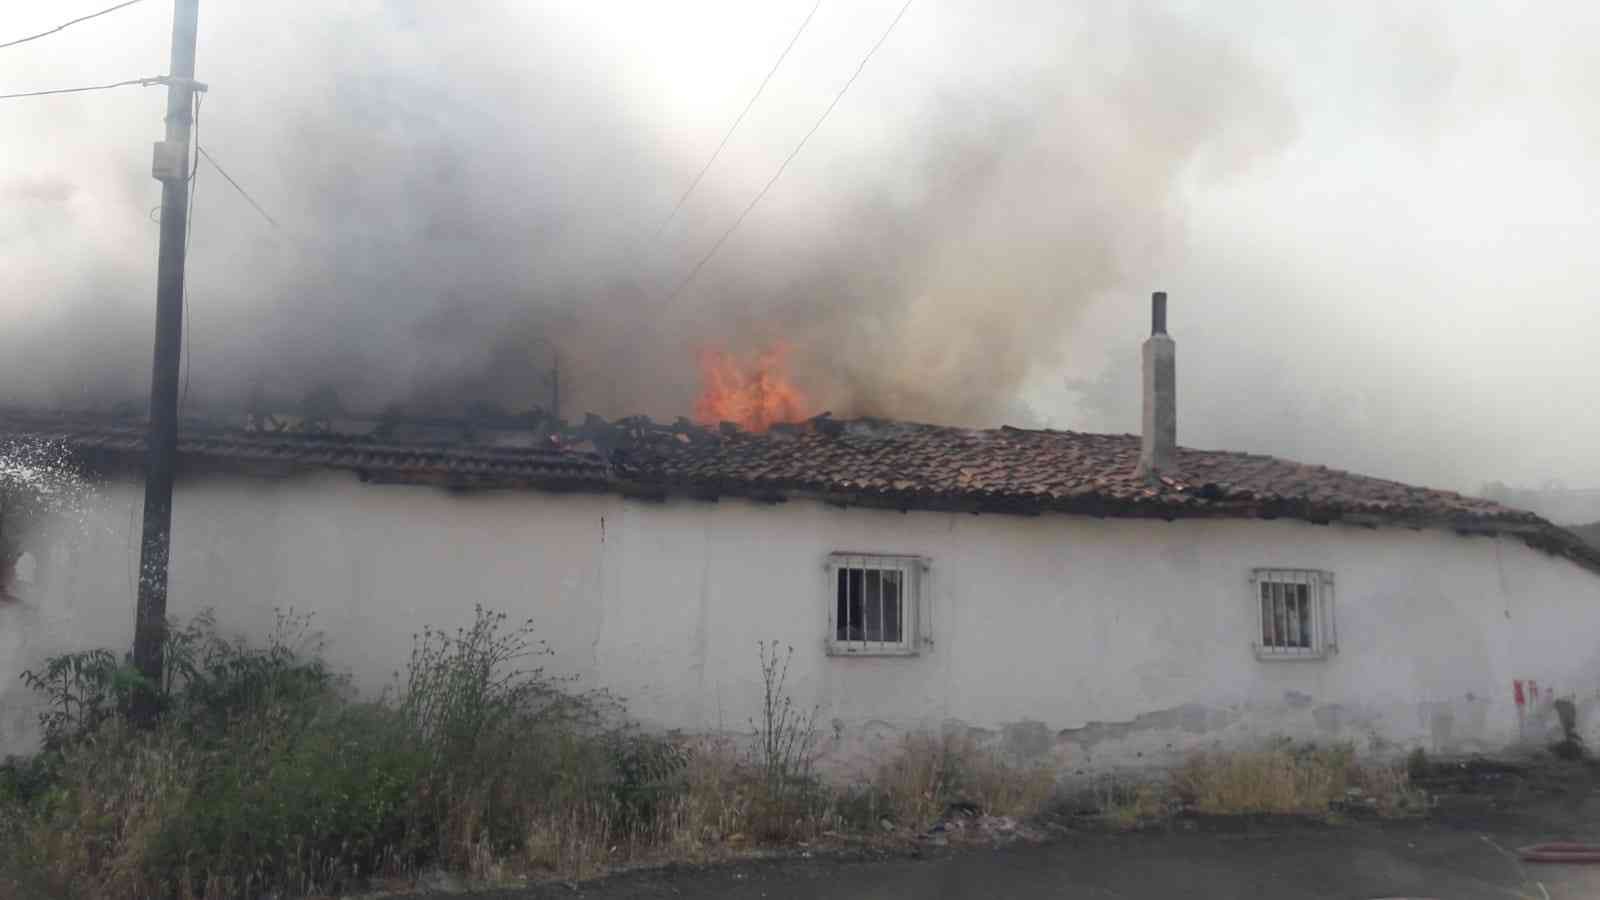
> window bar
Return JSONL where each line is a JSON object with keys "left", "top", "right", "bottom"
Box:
{"left": 1298, "top": 583, "right": 1311, "bottom": 650}
{"left": 1264, "top": 580, "right": 1273, "bottom": 648}
{"left": 868, "top": 567, "right": 876, "bottom": 646}
{"left": 864, "top": 565, "right": 873, "bottom": 647}
{"left": 1323, "top": 575, "right": 1335, "bottom": 652}
{"left": 851, "top": 563, "right": 864, "bottom": 646}
{"left": 841, "top": 563, "right": 850, "bottom": 649}
{"left": 1287, "top": 581, "right": 1301, "bottom": 649}
{"left": 1302, "top": 583, "right": 1311, "bottom": 651}
{"left": 1264, "top": 580, "right": 1274, "bottom": 649}
{"left": 1312, "top": 576, "right": 1324, "bottom": 646}
{"left": 1308, "top": 577, "right": 1320, "bottom": 651}
{"left": 853, "top": 565, "right": 863, "bottom": 652}
{"left": 1259, "top": 578, "right": 1266, "bottom": 648}
{"left": 1272, "top": 580, "right": 1286, "bottom": 651}
{"left": 846, "top": 564, "right": 854, "bottom": 651}
{"left": 1292, "top": 582, "right": 1305, "bottom": 650}
{"left": 874, "top": 568, "right": 884, "bottom": 644}
{"left": 838, "top": 563, "right": 851, "bottom": 646}
{"left": 901, "top": 568, "right": 907, "bottom": 644}
{"left": 864, "top": 568, "right": 877, "bottom": 643}
{"left": 889, "top": 569, "right": 901, "bottom": 644}
{"left": 1286, "top": 576, "right": 1299, "bottom": 646}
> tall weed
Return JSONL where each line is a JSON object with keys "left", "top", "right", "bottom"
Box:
{"left": 866, "top": 731, "right": 1056, "bottom": 831}
{"left": 745, "top": 642, "right": 823, "bottom": 841}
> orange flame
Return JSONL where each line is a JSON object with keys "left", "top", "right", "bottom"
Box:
{"left": 694, "top": 343, "right": 812, "bottom": 432}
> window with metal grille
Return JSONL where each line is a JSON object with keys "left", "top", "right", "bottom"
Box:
{"left": 1252, "top": 569, "right": 1335, "bottom": 659}
{"left": 827, "top": 553, "right": 922, "bottom": 656}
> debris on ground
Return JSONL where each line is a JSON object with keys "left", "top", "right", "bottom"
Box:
{"left": 922, "top": 808, "right": 1045, "bottom": 847}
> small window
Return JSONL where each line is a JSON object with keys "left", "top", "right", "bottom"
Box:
{"left": 1252, "top": 569, "right": 1335, "bottom": 660}
{"left": 827, "top": 553, "right": 922, "bottom": 656}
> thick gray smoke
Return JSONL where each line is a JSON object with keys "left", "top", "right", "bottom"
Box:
{"left": 9, "top": 1, "right": 1600, "bottom": 494}
{"left": 0, "top": 2, "right": 1292, "bottom": 426}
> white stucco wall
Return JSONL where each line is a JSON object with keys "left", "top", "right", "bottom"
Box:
{"left": 5, "top": 468, "right": 1600, "bottom": 775}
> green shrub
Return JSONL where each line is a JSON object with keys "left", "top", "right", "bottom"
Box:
{"left": 161, "top": 608, "right": 339, "bottom": 735}
{"left": 1, "top": 606, "right": 613, "bottom": 897}
{"left": 144, "top": 702, "right": 427, "bottom": 896}
{"left": 8, "top": 611, "right": 1049, "bottom": 896}
{"left": 17, "top": 608, "right": 337, "bottom": 754}
{"left": 603, "top": 728, "right": 690, "bottom": 838}
{"left": 397, "top": 606, "right": 622, "bottom": 868}
{"left": 17, "top": 648, "right": 141, "bottom": 749}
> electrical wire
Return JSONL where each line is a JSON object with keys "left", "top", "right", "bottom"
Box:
{"left": 0, "top": 76, "right": 160, "bottom": 101}
{"left": 0, "top": 0, "right": 150, "bottom": 51}
{"left": 196, "top": 145, "right": 280, "bottom": 230}
{"left": 655, "top": 0, "right": 822, "bottom": 238}
{"left": 664, "top": 0, "right": 914, "bottom": 305}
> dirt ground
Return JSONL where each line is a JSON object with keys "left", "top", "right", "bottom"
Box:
{"left": 402, "top": 758, "right": 1600, "bottom": 900}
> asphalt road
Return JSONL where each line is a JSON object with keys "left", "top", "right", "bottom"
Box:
{"left": 421, "top": 818, "right": 1600, "bottom": 900}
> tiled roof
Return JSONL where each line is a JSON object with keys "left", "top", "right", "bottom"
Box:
{"left": 621, "top": 417, "right": 1528, "bottom": 524}
{"left": 0, "top": 416, "right": 609, "bottom": 489}
{"left": 614, "top": 416, "right": 1599, "bottom": 571}
{"left": 3, "top": 411, "right": 1595, "bottom": 571}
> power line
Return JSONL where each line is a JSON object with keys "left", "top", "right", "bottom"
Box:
{"left": 664, "top": 0, "right": 914, "bottom": 305}
{"left": 197, "top": 144, "right": 280, "bottom": 229}
{"left": 655, "top": 0, "right": 822, "bottom": 238}
{"left": 0, "top": 76, "right": 161, "bottom": 101}
{"left": 0, "top": 0, "right": 150, "bottom": 51}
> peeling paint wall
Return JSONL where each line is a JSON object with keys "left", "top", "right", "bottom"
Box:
{"left": 5, "top": 470, "right": 1600, "bottom": 774}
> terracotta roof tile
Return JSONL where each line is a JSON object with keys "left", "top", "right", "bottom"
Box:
{"left": 614, "top": 416, "right": 1599, "bottom": 570}
{"left": 1, "top": 417, "right": 609, "bottom": 489}
{"left": 3, "top": 411, "right": 1597, "bottom": 572}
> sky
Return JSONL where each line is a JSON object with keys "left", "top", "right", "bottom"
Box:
{"left": 2, "top": 0, "right": 1598, "bottom": 493}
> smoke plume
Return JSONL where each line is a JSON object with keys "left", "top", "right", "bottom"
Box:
{"left": 0, "top": 2, "right": 1293, "bottom": 427}
{"left": 14, "top": 1, "right": 1600, "bottom": 495}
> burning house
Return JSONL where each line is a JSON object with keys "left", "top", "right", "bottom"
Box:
{"left": 4, "top": 294, "right": 1600, "bottom": 768}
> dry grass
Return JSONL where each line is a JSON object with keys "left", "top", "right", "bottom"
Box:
{"left": 519, "top": 735, "right": 832, "bottom": 881}
{"left": 1173, "top": 742, "right": 1424, "bottom": 818}
{"left": 515, "top": 726, "right": 1065, "bottom": 876}
{"left": 667, "top": 738, "right": 752, "bottom": 849}
{"left": 523, "top": 800, "right": 616, "bottom": 882}
{"left": 4, "top": 724, "right": 1434, "bottom": 897}
{"left": 869, "top": 732, "right": 1057, "bottom": 832}
{"left": 1176, "top": 746, "right": 1350, "bottom": 815}
{"left": 1093, "top": 776, "right": 1171, "bottom": 830}
{"left": 7, "top": 610, "right": 1437, "bottom": 896}
{"left": 8, "top": 720, "right": 196, "bottom": 900}
{"left": 1178, "top": 742, "right": 1354, "bottom": 815}
{"left": 1349, "top": 759, "right": 1428, "bottom": 817}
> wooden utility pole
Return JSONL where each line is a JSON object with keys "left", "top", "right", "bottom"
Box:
{"left": 131, "top": 0, "right": 202, "bottom": 722}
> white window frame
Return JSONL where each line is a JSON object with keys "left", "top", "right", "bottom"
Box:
{"left": 826, "top": 553, "right": 925, "bottom": 657}
{"left": 1251, "top": 568, "right": 1336, "bottom": 660}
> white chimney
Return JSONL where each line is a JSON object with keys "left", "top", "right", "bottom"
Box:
{"left": 1137, "top": 291, "right": 1176, "bottom": 480}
